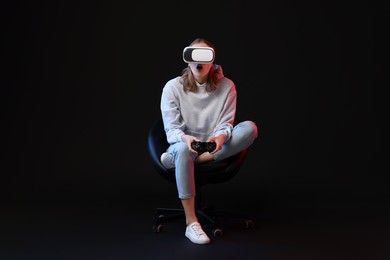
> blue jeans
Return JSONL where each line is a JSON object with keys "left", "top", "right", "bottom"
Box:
{"left": 166, "top": 120, "right": 258, "bottom": 199}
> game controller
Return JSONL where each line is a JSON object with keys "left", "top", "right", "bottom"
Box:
{"left": 191, "top": 141, "right": 217, "bottom": 155}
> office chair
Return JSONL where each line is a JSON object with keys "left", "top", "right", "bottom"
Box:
{"left": 148, "top": 118, "right": 255, "bottom": 238}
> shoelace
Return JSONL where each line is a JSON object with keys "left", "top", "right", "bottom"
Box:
{"left": 191, "top": 223, "right": 205, "bottom": 237}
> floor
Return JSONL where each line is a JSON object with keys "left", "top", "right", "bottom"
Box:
{"left": 1, "top": 188, "right": 389, "bottom": 260}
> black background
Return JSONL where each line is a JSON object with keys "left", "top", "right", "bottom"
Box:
{"left": 2, "top": 1, "right": 389, "bottom": 208}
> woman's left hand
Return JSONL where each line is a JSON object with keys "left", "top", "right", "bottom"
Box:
{"left": 207, "top": 134, "right": 225, "bottom": 154}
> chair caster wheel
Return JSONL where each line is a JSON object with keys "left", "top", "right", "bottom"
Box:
{"left": 242, "top": 219, "right": 255, "bottom": 229}
{"left": 153, "top": 224, "right": 164, "bottom": 233}
{"left": 213, "top": 228, "right": 223, "bottom": 237}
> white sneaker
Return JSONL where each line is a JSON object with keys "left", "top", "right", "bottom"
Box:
{"left": 185, "top": 222, "right": 210, "bottom": 244}
{"left": 160, "top": 152, "right": 175, "bottom": 169}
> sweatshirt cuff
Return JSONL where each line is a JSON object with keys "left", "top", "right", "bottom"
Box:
{"left": 214, "top": 131, "right": 229, "bottom": 142}
{"left": 177, "top": 132, "right": 185, "bottom": 142}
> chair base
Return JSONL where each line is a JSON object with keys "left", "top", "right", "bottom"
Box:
{"left": 152, "top": 205, "right": 255, "bottom": 238}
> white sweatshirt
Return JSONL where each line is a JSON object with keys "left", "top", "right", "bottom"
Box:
{"left": 160, "top": 65, "right": 237, "bottom": 144}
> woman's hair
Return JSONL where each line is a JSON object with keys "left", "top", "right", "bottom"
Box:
{"left": 180, "top": 38, "right": 221, "bottom": 93}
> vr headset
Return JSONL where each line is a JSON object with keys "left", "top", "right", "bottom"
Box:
{"left": 183, "top": 46, "right": 215, "bottom": 64}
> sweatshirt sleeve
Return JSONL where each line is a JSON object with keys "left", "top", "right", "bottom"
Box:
{"left": 213, "top": 82, "right": 237, "bottom": 142}
{"left": 160, "top": 83, "right": 185, "bottom": 144}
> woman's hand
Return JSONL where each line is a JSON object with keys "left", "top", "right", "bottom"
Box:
{"left": 207, "top": 134, "right": 225, "bottom": 154}
{"left": 181, "top": 134, "right": 199, "bottom": 153}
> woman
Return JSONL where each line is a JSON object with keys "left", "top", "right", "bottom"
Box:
{"left": 160, "top": 38, "right": 258, "bottom": 244}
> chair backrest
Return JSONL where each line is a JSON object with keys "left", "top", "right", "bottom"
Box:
{"left": 147, "top": 118, "right": 248, "bottom": 188}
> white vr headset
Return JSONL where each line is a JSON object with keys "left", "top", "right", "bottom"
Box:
{"left": 183, "top": 46, "right": 215, "bottom": 64}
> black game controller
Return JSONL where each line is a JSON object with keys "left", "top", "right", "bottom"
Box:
{"left": 191, "top": 141, "right": 217, "bottom": 155}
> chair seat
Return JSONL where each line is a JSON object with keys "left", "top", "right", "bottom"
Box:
{"left": 195, "top": 160, "right": 230, "bottom": 172}
{"left": 158, "top": 148, "right": 248, "bottom": 186}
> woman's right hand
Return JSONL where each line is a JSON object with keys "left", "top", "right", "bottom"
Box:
{"left": 181, "top": 134, "right": 199, "bottom": 153}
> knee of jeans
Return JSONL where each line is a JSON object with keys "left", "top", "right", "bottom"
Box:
{"left": 240, "top": 120, "right": 259, "bottom": 139}
{"left": 249, "top": 121, "right": 259, "bottom": 138}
